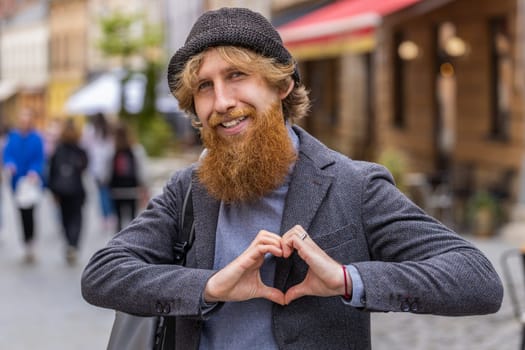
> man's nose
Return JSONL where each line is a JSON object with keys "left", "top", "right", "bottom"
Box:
{"left": 213, "top": 82, "right": 236, "bottom": 113}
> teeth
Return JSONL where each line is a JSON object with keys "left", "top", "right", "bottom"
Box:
{"left": 221, "top": 116, "right": 246, "bottom": 128}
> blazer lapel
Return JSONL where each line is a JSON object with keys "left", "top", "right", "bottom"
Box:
{"left": 192, "top": 178, "right": 220, "bottom": 269}
{"left": 274, "top": 128, "right": 335, "bottom": 290}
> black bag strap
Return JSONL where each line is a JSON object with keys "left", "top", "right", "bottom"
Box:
{"left": 154, "top": 178, "right": 194, "bottom": 350}
{"left": 174, "top": 180, "right": 195, "bottom": 265}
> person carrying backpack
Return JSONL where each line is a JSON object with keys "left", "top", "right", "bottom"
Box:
{"left": 108, "top": 122, "right": 148, "bottom": 232}
{"left": 48, "top": 119, "right": 88, "bottom": 265}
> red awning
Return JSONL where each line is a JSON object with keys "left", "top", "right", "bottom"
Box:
{"left": 277, "top": 0, "right": 421, "bottom": 58}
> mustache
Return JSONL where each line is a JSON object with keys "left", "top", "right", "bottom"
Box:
{"left": 207, "top": 107, "right": 256, "bottom": 128}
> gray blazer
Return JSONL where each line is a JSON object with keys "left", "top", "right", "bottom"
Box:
{"left": 82, "top": 126, "right": 503, "bottom": 350}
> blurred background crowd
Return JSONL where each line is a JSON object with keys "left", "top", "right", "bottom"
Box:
{"left": 0, "top": 108, "right": 154, "bottom": 265}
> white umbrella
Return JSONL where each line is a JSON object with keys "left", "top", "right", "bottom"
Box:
{"left": 65, "top": 71, "right": 145, "bottom": 116}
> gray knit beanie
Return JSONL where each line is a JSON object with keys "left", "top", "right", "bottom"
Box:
{"left": 167, "top": 7, "right": 300, "bottom": 93}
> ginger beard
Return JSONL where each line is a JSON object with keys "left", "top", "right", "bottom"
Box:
{"left": 198, "top": 101, "right": 297, "bottom": 203}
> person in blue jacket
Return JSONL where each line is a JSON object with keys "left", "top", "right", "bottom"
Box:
{"left": 3, "top": 108, "right": 45, "bottom": 263}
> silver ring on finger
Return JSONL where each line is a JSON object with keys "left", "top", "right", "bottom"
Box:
{"left": 298, "top": 230, "right": 308, "bottom": 241}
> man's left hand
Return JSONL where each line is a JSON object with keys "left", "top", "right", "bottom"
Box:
{"left": 281, "top": 225, "right": 349, "bottom": 304}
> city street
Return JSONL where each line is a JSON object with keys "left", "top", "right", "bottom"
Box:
{"left": 0, "top": 154, "right": 523, "bottom": 350}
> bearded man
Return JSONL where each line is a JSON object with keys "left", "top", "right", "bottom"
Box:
{"left": 82, "top": 7, "right": 503, "bottom": 350}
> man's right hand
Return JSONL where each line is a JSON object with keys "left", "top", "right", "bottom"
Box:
{"left": 203, "top": 230, "right": 285, "bottom": 305}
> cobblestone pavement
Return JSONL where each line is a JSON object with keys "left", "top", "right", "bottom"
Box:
{"left": 0, "top": 152, "right": 523, "bottom": 349}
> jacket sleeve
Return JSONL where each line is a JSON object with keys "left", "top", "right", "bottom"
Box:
{"left": 352, "top": 164, "right": 503, "bottom": 316}
{"left": 81, "top": 170, "right": 215, "bottom": 318}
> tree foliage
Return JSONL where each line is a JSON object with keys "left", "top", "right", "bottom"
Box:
{"left": 97, "top": 11, "right": 172, "bottom": 156}
{"left": 98, "top": 12, "right": 143, "bottom": 57}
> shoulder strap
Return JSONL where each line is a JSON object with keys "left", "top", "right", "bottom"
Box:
{"left": 154, "top": 179, "right": 194, "bottom": 350}
{"left": 173, "top": 180, "right": 194, "bottom": 265}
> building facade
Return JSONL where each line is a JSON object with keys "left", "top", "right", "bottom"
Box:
{"left": 0, "top": 0, "right": 49, "bottom": 128}
{"left": 376, "top": 0, "right": 522, "bottom": 227}
{"left": 274, "top": 0, "right": 524, "bottom": 229}
{"left": 48, "top": 0, "right": 89, "bottom": 119}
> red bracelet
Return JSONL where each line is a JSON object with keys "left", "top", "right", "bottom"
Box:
{"left": 342, "top": 265, "right": 351, "bottom": 300}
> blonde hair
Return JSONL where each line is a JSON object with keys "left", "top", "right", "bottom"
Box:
{"left": 173, "top": 46, "right": 310, "bottom": 126}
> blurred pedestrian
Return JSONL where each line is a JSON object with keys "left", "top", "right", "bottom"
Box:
{"left": 3, "top": 108, "right": 45, "bottom": 263}
{"left": 108, "top": 122, "right": 148, "bottom": 232}
{"left": 43, "top": 117, "right": 63, "bottom": 160}
{"left": 42, "top": 117, "right": 63, "bottom": 184}
{"left": 48, "top": 119, "right": 88, "bottom": 265}
{"left": 81, "top": 112, "right": 115, "bottom": 232}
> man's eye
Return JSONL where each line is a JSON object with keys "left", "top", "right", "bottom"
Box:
{"left": 197, "top": 81, "right": 212, "bottom": 91}
{"left": 230, "top": 71, "right": 246, "bottom": 79}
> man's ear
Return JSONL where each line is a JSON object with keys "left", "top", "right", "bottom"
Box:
{"left": 279, "top": 79, "right": 294, "bottom": 100}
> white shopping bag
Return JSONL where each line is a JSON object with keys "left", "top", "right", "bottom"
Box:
{"left": 15, "top": 176, "right": 42, "bottom": 209}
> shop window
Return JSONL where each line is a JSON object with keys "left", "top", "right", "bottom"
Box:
{"left": 489, "top": 17, "right": 511, "bottom": 141}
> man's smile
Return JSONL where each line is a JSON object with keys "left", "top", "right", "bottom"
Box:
{"left": 221, "top": 116, "right": 247, "bottom": 128}
{"left": 208, "top": 109, "right": 255, "bottom": 137}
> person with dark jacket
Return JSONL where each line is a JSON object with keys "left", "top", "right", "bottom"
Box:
{"left": 81, "top": 8, "right": 503, "bottom": 349}
{"left": 48, "top": 119, "right": 88, "bottom": 265}
{"left": 108, "top": 122, "right": 148, "bottom": 232}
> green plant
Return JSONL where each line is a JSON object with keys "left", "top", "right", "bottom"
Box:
{"left": 466, "top": 190, "right": 502, "bottom": 236}
{"left": 135, "top": 116, "right": 175, "bottom": 157}
{"left": 376, "top": 148, "right": 408, "bottom": 192}
{"left": 467, "top": 190, "right": 500, "bottom": 216}
{"left": 98, "top": 11, "right": 165, "bottom": 123}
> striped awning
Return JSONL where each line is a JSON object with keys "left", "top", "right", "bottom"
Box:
{"left": 277, "top": 0, "right": 421, "bottom": 59}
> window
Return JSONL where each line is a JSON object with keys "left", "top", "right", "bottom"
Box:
{"left": 489, "top": 16, "right": 511, "bottom": 140}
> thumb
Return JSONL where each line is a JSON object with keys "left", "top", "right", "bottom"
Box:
{"left": 284, "top": 283, "right": 308, "bottom": 305}
{"left": 260, "top": 287, "right": 285, "bottom": 305}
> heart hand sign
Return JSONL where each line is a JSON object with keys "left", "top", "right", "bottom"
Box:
{"left": 203, "top": 225, "right": 349, "bottom": 305}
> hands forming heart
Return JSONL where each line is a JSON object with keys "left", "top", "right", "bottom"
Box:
{"left": 203, "top": 225, "right": 349, "bottom": 305}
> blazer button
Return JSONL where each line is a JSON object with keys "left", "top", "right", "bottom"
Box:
{"left": 410, "top": 300, "right": 419, "bottom": 312}
{"left": 400, "top": 300, "right": 410, "bottom": 312}
{"left": 155, "top": 302, "right": 163, "bottom": 313}
{"left": 163, "top": 304, "right": 171, "bottom": 314}
{"left": 360, "top": 296, "right": 367, "bottom": 306}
